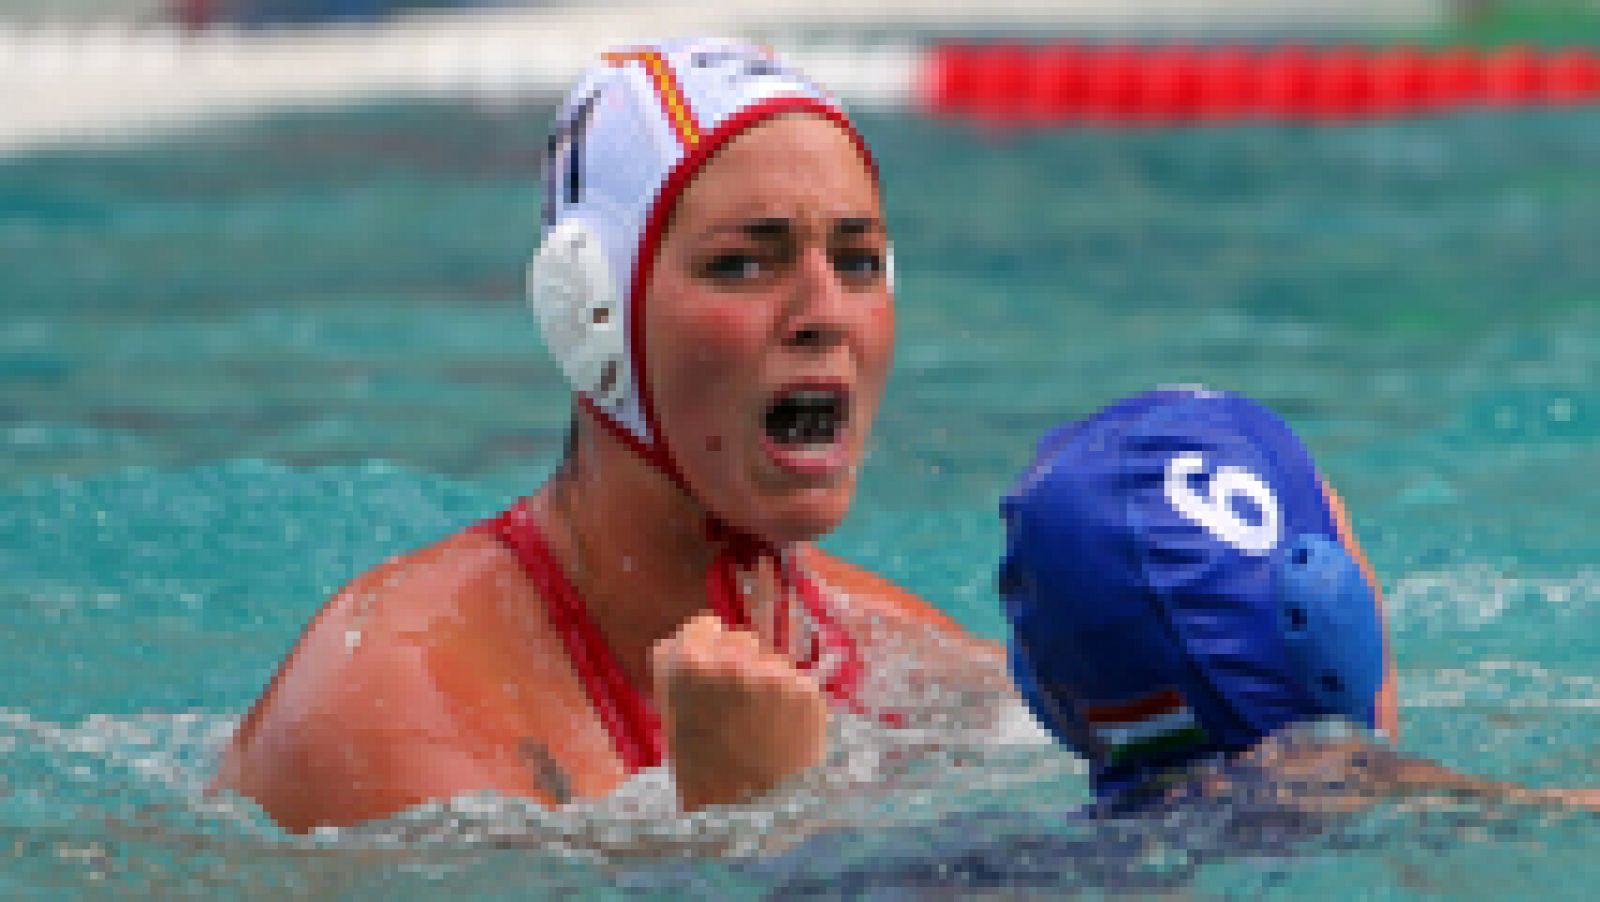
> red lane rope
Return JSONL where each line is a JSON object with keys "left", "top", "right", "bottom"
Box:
{"left": 923, "top": 43, "right": 1600, "bottom": 125}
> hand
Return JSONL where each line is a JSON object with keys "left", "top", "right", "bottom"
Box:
{"left": 651, "top": 601, "right": 829, "bottom": 812}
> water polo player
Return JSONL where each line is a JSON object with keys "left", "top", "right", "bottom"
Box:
{"left": 214, "top": 38, "right": 1004, "bottom": 832}
{"left": 1001, "top": 387, "right": 1597, "bottom": 810}
{"left": 730, "top": 391, "right": 1594, "bottom": 895}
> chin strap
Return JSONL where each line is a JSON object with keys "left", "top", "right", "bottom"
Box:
{"left": 703, "top": 516, "right": 871, "bottom": 718}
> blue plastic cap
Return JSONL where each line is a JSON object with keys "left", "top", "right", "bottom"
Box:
{"left": 1000, "top": 388, "right": 1389, "bottom": 798}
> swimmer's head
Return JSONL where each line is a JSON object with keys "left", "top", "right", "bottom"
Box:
{"left": 999, "top": 388, "right": 1390, "bottom": 800}
{"left": 530, "top": 38, "right": 892, "bottom": 542}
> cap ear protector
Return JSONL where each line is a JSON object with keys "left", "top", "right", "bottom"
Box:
{"left": 526, "top": 218, "right": 631, "bottom": 407}
{"left": 1272, "top": 534, "right": 1385, "bottom": 727}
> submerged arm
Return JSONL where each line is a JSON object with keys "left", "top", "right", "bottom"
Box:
{"left": 1234, "top": 733, "right": 1600, "bottom": 813}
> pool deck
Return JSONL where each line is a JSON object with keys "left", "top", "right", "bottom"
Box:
{"left": 0, "top": 1, "right": 1446, "bottom": 156}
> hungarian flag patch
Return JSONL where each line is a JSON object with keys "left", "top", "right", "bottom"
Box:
{"left": 1082, "top": 688, "right": 1208, "bottom": 766}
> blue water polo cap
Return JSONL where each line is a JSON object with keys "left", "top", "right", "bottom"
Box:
{"left": 999, "top": 388, "right": 1387, "bottom": 799}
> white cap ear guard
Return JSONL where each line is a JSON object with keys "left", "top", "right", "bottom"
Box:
{"left": 527, "top": 218, "right": 630, "bottom": 407}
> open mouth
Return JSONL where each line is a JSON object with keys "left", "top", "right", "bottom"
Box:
{"left": 763, "top": 385, "right": 851, "bottom": 447}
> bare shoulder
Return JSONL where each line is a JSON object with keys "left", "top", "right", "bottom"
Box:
{"left": 222, "top": 529, "right": 532, "bottom": 750}
{"left": 214, "top": 529, "right": 615, "bottom": 831}
{"left": 801, "top": 547, "right": 1008, "bottom": 730}
{"left": 801, "top": 546, "right": 1000, "bottom": 656}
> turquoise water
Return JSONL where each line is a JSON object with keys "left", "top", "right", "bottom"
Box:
{"left": 2, "top": 100, "right": 1597, "bottom": 896}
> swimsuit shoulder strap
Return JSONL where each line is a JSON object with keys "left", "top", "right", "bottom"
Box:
{"left": 477, "top": 500, "right": 663, "bottom": 771}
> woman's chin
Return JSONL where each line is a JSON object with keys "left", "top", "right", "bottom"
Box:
{"left": 744, "top": 485, "right": 855, "bottom": 546}
{"left": 685, "top": 439, "right": 863, "bottom": 544}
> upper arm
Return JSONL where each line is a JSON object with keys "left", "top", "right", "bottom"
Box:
{"left": 217, "top": 645, "right": 551, "bottom": 832}
{"left": 213, "top": 535, "right": 555, "bottom": 831}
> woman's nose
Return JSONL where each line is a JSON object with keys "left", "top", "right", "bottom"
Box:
{"left": 783, "top": 246, "right": 849, "bottom": 350}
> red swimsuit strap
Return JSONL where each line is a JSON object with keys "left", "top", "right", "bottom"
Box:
{"left": 476, "top": 501, "right": 661, "bottom": 770}
{"left": 478, "top": 498, "right": 879, "bottom": 774}
{"left": 704, "top": 542, "right": 872, "bottom": 716}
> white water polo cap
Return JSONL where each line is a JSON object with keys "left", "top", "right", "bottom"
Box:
{"left": 529, "top": 37, "right": 882, "bottom": 482}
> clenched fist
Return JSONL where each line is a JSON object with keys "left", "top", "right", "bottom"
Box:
{"left": 651, "top": 605, "right": 829, "bottom": 811}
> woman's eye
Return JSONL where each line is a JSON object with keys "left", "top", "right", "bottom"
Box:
{"left": 702, "top": 253, "right": 767, "bottom": 282}
{"left": 834, "top": 249, "right": 884, "bottom": 281}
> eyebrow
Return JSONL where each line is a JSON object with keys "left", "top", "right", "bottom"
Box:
{"left": 834, "top": 217, "right": 882, "bottom": 237}
{"left": 703, "top": 216, "right": 884, "bottom": 241}
{"left": 739, "top": 217, "right": 790, "bottom": 240}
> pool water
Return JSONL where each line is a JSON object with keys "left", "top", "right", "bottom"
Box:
{"left": 2, "top": 98, "right": 1597, "bottom": 896}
